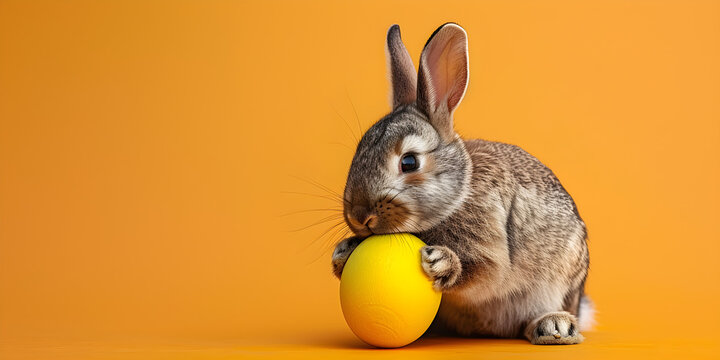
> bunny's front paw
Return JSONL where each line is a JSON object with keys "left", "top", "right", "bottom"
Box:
{"left": 525, "top": 311, "right": 584, "bottom": 345}
{"left": 420, "top": 245, "right": 462, "bottom": 291}
{"left": 331, "top": 236, "right": 362, "bottom": 279}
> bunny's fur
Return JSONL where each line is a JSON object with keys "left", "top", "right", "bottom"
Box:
{"left": 332, "top": 23, "right": 591, "bottom": 345}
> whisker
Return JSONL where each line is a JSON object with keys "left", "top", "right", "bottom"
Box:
{"left": 278, "top": 208, "right": 343, "bottom": 217}
{"left": 401, "top": 208, "right": 425, "bottom": 235}
{"left": 301, "top": 219, "right": 348, "bottom": 251}
{"left": 405, "top": 216, "right": 424, "bottom": 235}
{"left": 389, "top": 187, "right": 411, "bottom": 202}
{"left": 322, "top": 227, "right": 352, "bottom": 257}
{"left": 378, "top": 186, "right": 400, "bottom": 202}
{"left": 304, "top": 224, "right": 352, "bottom": 266}
{"left": 344, "top": 88, "right": 364, "bottom": 143}
{"left": 390, "top": 223, "right": 413, "bottom": 253}
{"left": 290, "top": 175, "right": 349, "bottom": 205}
{"left": 289, "top": 175, "right": 341, "bottom": 196}
{"left": 327, "top": 141, "right": 354, "bottom": 151}
{"left": 320, "top": 223, "right": 351, "bottom": 254}
{"left": 288, "top": 214, "right": 345, "bottom": 232}
{"left": 280, "top": 190, "right": 343, "bottom": 204}
{"left": 330, "top": 104, "right": 359, "bottom": 144}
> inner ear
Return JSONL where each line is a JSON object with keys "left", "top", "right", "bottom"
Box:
{"left": 417, "top": 23, "right": 469, "bottom": 142}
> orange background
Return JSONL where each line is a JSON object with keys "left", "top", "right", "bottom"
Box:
{"left": 1, "top": 0, "right": 719, "bottom": 359}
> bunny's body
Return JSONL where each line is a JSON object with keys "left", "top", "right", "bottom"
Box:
{"left": 332, "top": 24, "right": 591, "bottom": 345}
{"left": 420, "top": 137, "right": 590, "bottom": 341}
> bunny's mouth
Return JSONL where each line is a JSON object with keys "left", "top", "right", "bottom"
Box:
{"left": 345, "top": 200, "right": 413, "bottom": 237}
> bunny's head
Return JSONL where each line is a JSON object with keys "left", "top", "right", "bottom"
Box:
{"left": 344, "top": 23, "right": 473, "bottom": 237}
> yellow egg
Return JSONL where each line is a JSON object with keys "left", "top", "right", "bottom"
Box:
{"left": 339, "top": 233, "right": 442, "bottom": 348}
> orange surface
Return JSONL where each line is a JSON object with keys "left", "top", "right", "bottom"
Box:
{"left": 1, "top": 0, "right": 719, "bottom": 359}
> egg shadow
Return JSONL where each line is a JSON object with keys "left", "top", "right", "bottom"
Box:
{"left": 312, "top": 323, "right": 530, "bottom": 351}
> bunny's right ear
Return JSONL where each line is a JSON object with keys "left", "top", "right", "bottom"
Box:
{"left": 386, "top": 25, "right": 417, "bottom": 110}
{"left": 416, "top": 23, "right": 469, "bottom": 143}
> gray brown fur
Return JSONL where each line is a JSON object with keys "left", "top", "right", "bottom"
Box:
{"left": 331, "top": 23, "right": 592, "bottom": 345}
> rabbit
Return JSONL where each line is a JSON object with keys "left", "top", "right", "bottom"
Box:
{"left": 331, "top": 23, "right": 592, "bottom": 345}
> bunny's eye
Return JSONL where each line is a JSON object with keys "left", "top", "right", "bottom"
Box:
{"left": 400, "top": 154, "right": 419, "bottom": 173}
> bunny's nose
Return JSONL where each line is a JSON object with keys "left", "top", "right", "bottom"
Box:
{"left": 350, "top": 205, "right": 378, "bottom": 229}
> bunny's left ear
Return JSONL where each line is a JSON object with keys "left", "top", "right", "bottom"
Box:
{"left": 386, "top": 25, "right": 417, "bottom": 110}
{"left": 417, "top": 23, "right": 469, "bottom": 143}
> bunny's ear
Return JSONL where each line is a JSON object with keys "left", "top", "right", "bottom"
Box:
{"left": 417, "top": 23, "right": 469, "bottom": 143}
{"left": 386, "top": 25, "right": 417, "bottom": 110}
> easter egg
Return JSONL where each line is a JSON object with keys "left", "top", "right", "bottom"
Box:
{"left": 339, "top": 233, "right": 442, "bottom": 348}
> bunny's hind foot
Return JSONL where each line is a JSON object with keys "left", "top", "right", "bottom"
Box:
{"left": 524, "top": 311, "right": 584, "bottom": 345}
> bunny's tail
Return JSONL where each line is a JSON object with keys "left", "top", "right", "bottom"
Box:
{"left": 578, "top": 294, "right": 596, "bottom": 331}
